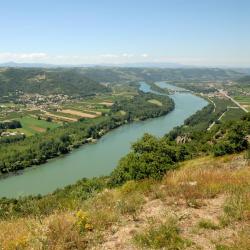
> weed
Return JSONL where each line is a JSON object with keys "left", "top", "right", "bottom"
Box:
{"left": 198, "top": 219, "right": 220, "bottom": 230}
{"left": 133, "top": 217, "right": 191, "bottom": 249}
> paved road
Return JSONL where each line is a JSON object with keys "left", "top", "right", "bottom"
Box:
{"left": 218, "top": 89, "right": 249, "bottom": 113}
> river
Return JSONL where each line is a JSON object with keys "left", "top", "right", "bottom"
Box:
{"left": 0, "top": 82, "right": 207, "bottom": 198}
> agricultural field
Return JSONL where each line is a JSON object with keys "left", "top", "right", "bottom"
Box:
{"left": 15, "top": 116, "right": 60, "bottom": 135}
{"left": 211, "top": 97, "right": 245, "bottom": 121}
{"left": 234, "top": 95, "right": 250, "bottom": 111}
{"left": 0, "top": 83, "right": 138, "bottom": 137}
{"left": 221, "top": 107, "right": 245, "bottom": 122}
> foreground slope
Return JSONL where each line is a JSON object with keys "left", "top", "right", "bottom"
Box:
{"left": 0, "top": 153, "right": 249, "bottom": 249}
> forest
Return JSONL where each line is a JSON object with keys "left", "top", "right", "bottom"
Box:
{"left": 80, "top": 67, "right": 243, "bottom": 83}
{"left": 0, "top": 120, "right": 22, "bottom": 130}
{"left": 0, "top": 68, "right": 110, "bottom": 99}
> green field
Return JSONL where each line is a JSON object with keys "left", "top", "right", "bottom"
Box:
{"left": 16, "top": 116, "right": 60, "bottom": 135}
{"left": 221, "top": 108, "right": 245, "bottom": 121}
{"left": 234, "top": 95, "right": 250, "bottom": 111}
{"left": 62, "top": 97, "right": 113, "bottom": 115}
{"left": 234, "top": 96, "right": 250, "bottom": 102}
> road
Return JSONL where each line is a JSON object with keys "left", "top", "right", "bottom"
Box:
{"left": 208, "top": 97, "right": 216, "bottom": 112}
{"left": 218, "top": 89, "right": 249, "bottom": 113}
{"left": 207, "top": 110, "right": 227, "bottom": 131}
{"left": 207, "top": 89, "right": 248, "bottom": 131}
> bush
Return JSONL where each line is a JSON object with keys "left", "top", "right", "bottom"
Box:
{"left": 109, "top": 135, "right": 179, "bottom": 186}
{"left": 133, "top": 217, "right": 191, "bottom": 249}
{"left": 198, "top": 219, "right": 220, "bottom": 230}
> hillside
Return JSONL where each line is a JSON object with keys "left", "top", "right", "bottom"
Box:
{"left": 0, "top": 68, "right": 110, "bottom": 98}
{"left": 238, "top": 75, "right": 250, "bottom": 84}
{"left": 0, "top": 67, "right": 243, "bottom": 99}
{"left": 0, "top": 153, "right": 249, "bottom": 249}
{"left": 80, "top": 67, "right": 243, "bottom": 84}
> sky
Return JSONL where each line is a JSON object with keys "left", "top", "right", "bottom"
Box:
{"left": 0, "top": 0, "right": 250, "bottom": 66}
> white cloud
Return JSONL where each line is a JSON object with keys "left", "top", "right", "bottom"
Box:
{"left": 0, "top": 52, "right": 48, "bottom": 62}
{"left": 100, "top": 54, "right": 119, "bottom": 58}
{"left": 0, "top": 52, "right": 249, "bottom": 66}
{"left": 121, "top": 53, "right": 134, "bottom": 58}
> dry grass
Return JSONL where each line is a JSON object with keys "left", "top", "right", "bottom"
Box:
{"left": 0, "top": 218, "right": 34, "bottom": 249}
{"left": 45, "top": 112, "right": 78, "bottom": 122}
{"left": 99, "top": 102, "right": 113, "bottom": 106}
{"left": 43, "top": 213, "right": 86, "bottom": 250}
{"left": 148, "top": 99, "right": 163, "bottom": 106}
{"left": 163, "top": 154, "right": 250, "bottom": 202}
{"left": 216, "top": 227, "right": 250, "bottom": 250}
{"left": 0, "top": 153, "right": 249, "bottom": 249}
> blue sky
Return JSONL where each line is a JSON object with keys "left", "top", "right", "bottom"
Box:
{"left": 0, "top": 0, "right": 250, "bottom": 66}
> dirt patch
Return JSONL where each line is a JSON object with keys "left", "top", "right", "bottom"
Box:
{"left": 30, "top": 125, "right": 46, "bottom": 133}
{"left": 99, "top": 195, "right": 228, "bottom": 250}
{"left": 61, "top": 109, "right": 98, "bottom": 118}
{"left": 100, "top": 102, "right": 113, "bottom": 107}
{"left": 148, "top": 99, "right": 163, "bottom": 106}
{"left": 45, "top": 112, "right": 78, "bottom": 122}
{"left": 242, "top": 104, "right": 250, "bottom": 108}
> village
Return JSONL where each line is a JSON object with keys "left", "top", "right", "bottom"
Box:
{"left": 0, "top": 91, "right": 115, "bottom": 137}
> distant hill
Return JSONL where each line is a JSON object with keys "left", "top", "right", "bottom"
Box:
{"left": 237, "top": 75, "right": 250, "bottom": 86}
{"left": 0, "top": 61, "right": 190, "bottom": 68}
{"left": 0, "top": 67, "right": 243, "bottom": 99}
{"left": 0, "top": 68, "right": 110, "bottom": 97}
{"left": 0, "top": 62, "right": 57, "bottom": 68}
{"left": 79, "top": 67, "right": 243, "bottom": 83}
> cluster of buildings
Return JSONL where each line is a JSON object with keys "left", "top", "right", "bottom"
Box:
{"left": 18, "top": 94, "right": 70, "bottom": 109}
{"left": 18, "top": 93, "right": 69, "bottom": 105}
{"left": 206, "top": 90, "right": 229, "bottom": 99}
{"left": 0, "top": 131, "right": 24, "bottom": 137}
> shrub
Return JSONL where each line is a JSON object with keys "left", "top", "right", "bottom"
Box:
{"left": 109, "top": 134, "right": 178, "bottom": 186}
{"left": 133, "top": 217, "right": 191, "bottom": 249}
{"left": 198, "top": 219, "right": 220, "bottom": 230}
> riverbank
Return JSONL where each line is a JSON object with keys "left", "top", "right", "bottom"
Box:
{"left": 0, "top": 90, "right": 174, "bottom": 176}
{"left": 0, "top": 87, "right": 208, "bottom": 198}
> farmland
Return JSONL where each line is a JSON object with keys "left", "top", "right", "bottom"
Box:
{"left": 15, "top": 116, "right": 60, "bottom": 135}
{"left": 234, "top": 95, "right": 250, "bottom": 111}
{"left": 0, "top": 83, "right": 138, "bottom": 136}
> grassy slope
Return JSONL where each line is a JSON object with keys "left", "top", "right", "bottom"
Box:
{"left": 0, "top": 153, "right": 249, "bottom": 249}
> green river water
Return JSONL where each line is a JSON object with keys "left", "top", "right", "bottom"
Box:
{"left": 0, "top": 82, "right": 207, "bottom": 198}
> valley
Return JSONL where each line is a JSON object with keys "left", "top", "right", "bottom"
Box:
{"left": 0, "top": 67, "right": 249, "bottom": 249}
